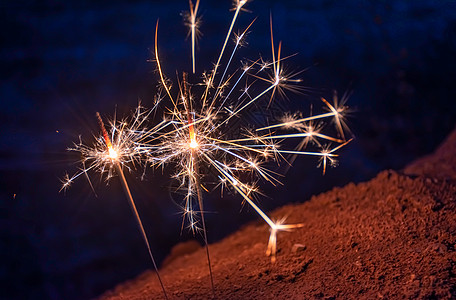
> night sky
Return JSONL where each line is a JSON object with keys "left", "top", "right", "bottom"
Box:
{"left": 1, "top": 0, "right": 456, "bottom": 299}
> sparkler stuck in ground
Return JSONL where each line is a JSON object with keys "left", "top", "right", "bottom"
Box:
{"left": 95, "top": 112, "right": 168, "bottom": 299}
{"left": 62, "top": 0, "right": 352, "bottom": 297}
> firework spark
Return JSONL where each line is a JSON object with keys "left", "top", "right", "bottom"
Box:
{"left": 62, "top": 110, "right": 168, "bottom": 299}
{"left": 185, "top": 0, "right": 201, "bottom": 74}
{"left": 147, "top": 0, "right": 352, "bottom": 263}
{"left": 62, "top": 0, "right": 352, "bottom": 297}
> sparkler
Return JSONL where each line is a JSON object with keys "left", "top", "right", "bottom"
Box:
{"left": 148, "top": 0, "right": 352, "bottom": 258}
{"left": 62, "top": 0, "right": 353, "bottom": 297}
{"left": 62, "top": 110, "right": 169, "bottom": 299}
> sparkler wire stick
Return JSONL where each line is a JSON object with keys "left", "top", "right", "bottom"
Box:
{"left": 192, "top": 152, "right": 216, "bottom": 297}
{"left": 96, "top": 113, "right": 168, "bottom": 300}
{"left": 182, "top": 72, "right": 216, "bottom": 296}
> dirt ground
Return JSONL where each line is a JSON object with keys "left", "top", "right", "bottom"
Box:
{"left": 99, "top": 127, "right": 456, "bottom": 299}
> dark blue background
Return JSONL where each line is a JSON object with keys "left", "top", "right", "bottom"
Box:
{"left": 1, "top": 0, "right": 455, "bottom": 299}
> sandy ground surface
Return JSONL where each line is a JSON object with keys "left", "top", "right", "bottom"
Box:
{"left": 98, "top": 127, "right": 456, "bottom": 299}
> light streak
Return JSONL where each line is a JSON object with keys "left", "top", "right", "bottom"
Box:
{"left": 62, "top": 0, "right": 353, "bottom": 296}
{"left": 62, "top": 109, "right": 169, "bottom": 299}
{"left": 147, "top": 0, "right": 353, "bottom": 268}
{"left": 186, "top": 0, "right": 200, "bottom": 74}
{"left": 96, "top": 113, "right": 169, "bottom": 300}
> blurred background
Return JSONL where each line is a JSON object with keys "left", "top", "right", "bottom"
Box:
{"left": 1, "top": 0, "right": 455, "bottom": 298}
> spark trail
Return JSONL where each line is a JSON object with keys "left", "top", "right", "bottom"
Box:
{"left": 146, "top": 0, "right": 352, "bottom": 266}
{"left": 62, "top": 0, "right": 353, "bottom": 297}
{"left": 95, "top": 113, "right": 168, "bottom": 300}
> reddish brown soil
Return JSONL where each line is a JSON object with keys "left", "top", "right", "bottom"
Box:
{"left": 99, "top": 127, "right": 456, "bottom": 299}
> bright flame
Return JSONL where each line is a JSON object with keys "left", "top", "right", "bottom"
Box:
{"left": 63, "top": 1, "right": 354, "bottom": 268}
{"left": 189, "top": 138, "right": 199, "bottom": 149}
{"left": 108, "top": 147, "right": 119, "bottom": 159}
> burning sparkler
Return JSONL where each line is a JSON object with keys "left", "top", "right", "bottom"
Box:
{"left": 148, "top": 0, "right": 352, "bottom": 262}
{"left": 62, "top": 0, "right": 352, "bottom": 297}
{"left": 62, "top": 110, "right": 169, "bottom": 299}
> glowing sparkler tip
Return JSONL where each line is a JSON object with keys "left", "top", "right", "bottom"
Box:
{"left": 189, "top": 139, "right": 199, "bottom": 149}
{"left": 108, "top": 147, "right": 119, "bottom": 159}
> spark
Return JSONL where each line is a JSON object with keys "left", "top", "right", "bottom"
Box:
{"left": 62, "top": 0, "right": 354, "bottom": 297}
{"left": 267, "top": 218, "right": 304, "bottom": 263}
{"left": 189, "top": 138, "right": 199, "bottom": 149}
{"left": 147, "top": 1, "right": 352, "bottom": 271}
{"left": 185, "top": 0, "right": 201, "bottom": 73}
{"left": 62, "top": 110, "right": 168, "bottom": 299}
{"left": 321, "top": 89, "right": 353, "bottom": 141}
{"left": 97, "top": 112, "right": 168, "bottom": 299}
